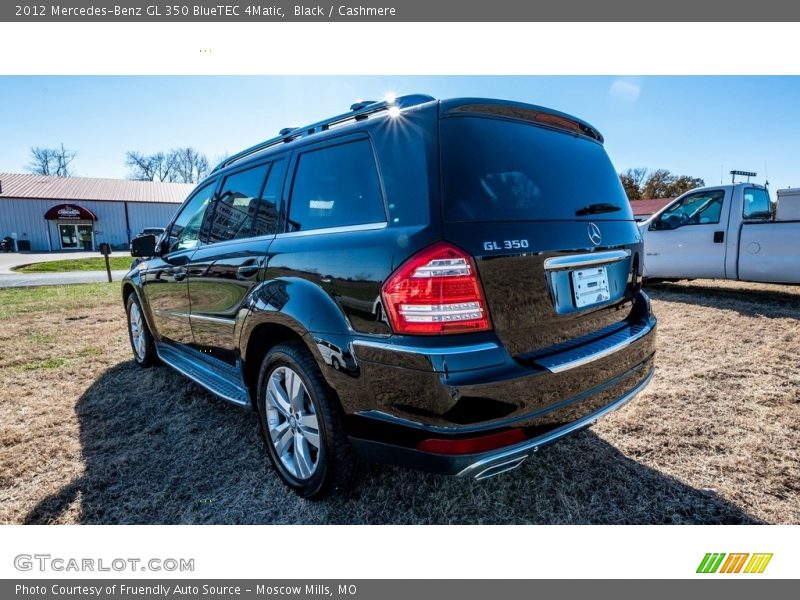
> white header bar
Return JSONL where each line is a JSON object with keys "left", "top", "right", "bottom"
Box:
{"left": 1, "top": 23, "right": 799, "bottom": 75}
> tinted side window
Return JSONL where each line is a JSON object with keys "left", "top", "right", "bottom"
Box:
{"left": 167, "top": 180, "right": 217, "bottom": 253}
{"left": 743, "top": 188, "right": 771, "bottom": 219}
{"left": 207, "top": 163, "right": 269, "bottom": 243}
{"left": 287, "top": 140, "right": 385, "bottom": 232}
{"left": 251, "top": 159, "right": 286, "bottom": 237}
{"left": 651, "top": 190, "right": 725, "bottom": 230}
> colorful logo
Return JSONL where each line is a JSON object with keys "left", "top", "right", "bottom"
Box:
{"left": 697, "top": 553, "right": 773, "bottom": 574}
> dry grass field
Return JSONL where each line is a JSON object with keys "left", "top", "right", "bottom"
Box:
{"left": 0, "top": 280, "right": 797, "bottom": 524}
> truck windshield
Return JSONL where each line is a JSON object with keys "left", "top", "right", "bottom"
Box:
{"left": 440, "top": 116, "right": 633, "bottom": 222}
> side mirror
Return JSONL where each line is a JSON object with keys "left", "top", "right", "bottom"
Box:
{"left": 131, "top": 234, "right": 156, "bottom": 257}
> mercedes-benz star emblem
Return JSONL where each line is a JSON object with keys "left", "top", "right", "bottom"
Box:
{"left": 587, "top": 222, "right": 602, "bottom": 246}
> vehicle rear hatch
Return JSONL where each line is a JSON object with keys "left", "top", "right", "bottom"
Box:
{"left": 439, "top": 100, "right": 643, "bottom": 358}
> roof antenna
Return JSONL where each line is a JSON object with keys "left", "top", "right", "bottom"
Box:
{"left": 720, "top": 165, "right": 723, "bottom": 185}
{"left": 764, "top": 161, "right": 769, "bottom": 190}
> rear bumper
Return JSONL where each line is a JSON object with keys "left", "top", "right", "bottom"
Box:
{"left": 325, "top": 292, "right": 657, "bottom": 476}
{"left": 342, "top": 299, "right": 655, "bottom": 426}
{"left": 455, "top": 367, "right": 653, "bottom": 478}
{"left": 350, "top": 369, "right": 655, "bottom": 479}
{"left": 348, "top": 359, "right": 654, "bottom": 477}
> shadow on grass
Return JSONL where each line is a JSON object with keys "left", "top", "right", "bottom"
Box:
{"left": 647, "top": 281, "right": 800, "bottom": 319}
{"left": 25, "top": 361, "right": 760, "bottom": 525}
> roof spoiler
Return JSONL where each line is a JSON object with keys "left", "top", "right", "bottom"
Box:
{"left": 442, "top": 98, "right": 604, "bottom": 143}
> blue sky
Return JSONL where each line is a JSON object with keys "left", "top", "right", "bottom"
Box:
{"left": 1, "top": 76, "right": 799, "bottom": 191}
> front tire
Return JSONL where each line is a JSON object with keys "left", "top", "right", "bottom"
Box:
{"left": 126, "top": 292, "right": 157, "bottom": 367}
{"left": 256, "top": 341, "right": 356, "bottom": 499}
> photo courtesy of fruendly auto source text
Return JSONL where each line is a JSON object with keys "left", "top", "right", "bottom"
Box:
{"left": 0, "top": 0, "right": 798, "bottom": 594}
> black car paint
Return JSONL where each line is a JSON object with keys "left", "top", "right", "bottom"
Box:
{"left": 122, "top": 96, "right": 656, "bottom": 475}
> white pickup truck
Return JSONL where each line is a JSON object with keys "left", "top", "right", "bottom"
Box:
{"left": 639, "top": 184, "right": 800, "bottom": 283}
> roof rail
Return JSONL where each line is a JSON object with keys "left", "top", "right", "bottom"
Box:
{"left": 212, "top": 94, "right": 435, "bottom": 173}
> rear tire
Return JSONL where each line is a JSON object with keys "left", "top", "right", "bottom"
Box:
{"left": 256, "top": 340, "right": 357, "bottom": 499}
{"left": 126, "top": 292, "right": 157, "bottom": 367}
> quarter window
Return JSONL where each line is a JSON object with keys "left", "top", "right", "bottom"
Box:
{"left": 651, "top": 190, "right": 725, "bottom": 230}
{"left": 287, "top": 140, "right": 385, "bottom": 232}
{"left": 743, "top": 188, "right": 771, "bottom": 220}
{"left": 167, "top": 179, "right": 217, "bottom": 253}
{"left": 252, "top": 159, "right": 286, "bottom": 237}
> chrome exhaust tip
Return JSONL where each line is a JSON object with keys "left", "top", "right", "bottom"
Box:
{"left": 473, "top": 456, "right": 527, "bottom": 480}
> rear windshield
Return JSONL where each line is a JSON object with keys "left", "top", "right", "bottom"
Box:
{"left": 441, "top": 116, "right": 633, "bottom": 222}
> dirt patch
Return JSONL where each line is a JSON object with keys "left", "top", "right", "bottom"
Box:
{"left": 0, "top": 280, "right": 797, "bottom": 524}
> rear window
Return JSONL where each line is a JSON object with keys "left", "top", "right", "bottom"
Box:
{"left": 441, "top": 116, "right": 633, "bottom": 222}
{"left": 743, "top": 187, "right": 771, "bottom": 219}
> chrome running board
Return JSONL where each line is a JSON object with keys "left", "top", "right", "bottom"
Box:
{"left": 155, "top": 342, "right": 250, "bottom": 407}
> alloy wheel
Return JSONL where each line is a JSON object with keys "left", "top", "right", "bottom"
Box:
{"left": 265, "top": 366, "right": 321, "bottom": 480}
{"left": 128, "top": 302, "right": 146, "bottom": 360}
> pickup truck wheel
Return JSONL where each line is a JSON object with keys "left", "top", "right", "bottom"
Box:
{"left": 126, "top": 293, "right": 157, "bottom": 367}
{"left": 256, "top": 341, "right": 356, "bottom": 499}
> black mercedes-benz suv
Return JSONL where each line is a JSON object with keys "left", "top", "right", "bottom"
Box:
{"left": 123, "top": 95, "right": 656, "bottom": 498}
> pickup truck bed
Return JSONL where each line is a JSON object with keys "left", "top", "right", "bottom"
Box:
{"left": 738, "top": 221, "right": 800, "bottom": 283}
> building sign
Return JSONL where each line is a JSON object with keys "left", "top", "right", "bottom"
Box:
{"left": 44, "top": 203, "right": 97, "bottom": 221}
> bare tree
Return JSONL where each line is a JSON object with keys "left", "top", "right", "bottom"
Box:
{"left": 29, "top": 147, "right": 55, "bottom": 176}
{"left": 125, "top": 147, "right": 209, "bottom": 183}
{"left": 170, "top": 147, "right": 209, "bottom": 184}
{"left": 125, "top": 151, "right": 175, "bottom": 181}
{"left": 28, "top": 144, "right": 76, "bottom": 177}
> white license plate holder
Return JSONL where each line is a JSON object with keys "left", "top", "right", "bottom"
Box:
{"left": 571, "top": 266, "right": 611, "bottom": 308}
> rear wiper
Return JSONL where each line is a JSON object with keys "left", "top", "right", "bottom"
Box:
{"left": 575, "top": 202, "right": 622, "bottom": 216}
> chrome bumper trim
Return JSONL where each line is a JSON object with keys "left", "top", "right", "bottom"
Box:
{"left": 543, "top": 249, "right": 631, "bottom": 271}
{"left": 189, "top": 313, "right": 236, "bottom": 325}
{"left": 536, "top": 318, "right": 655, "bottom": 374}
{"left": 455, "top": 368, "right": 655, "bottom": 479}
{"left": 352, "top": 339, "right": 499, "bottom": 356}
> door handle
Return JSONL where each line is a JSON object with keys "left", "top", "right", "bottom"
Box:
{"left": 236, "top": 264, "right": 260, "bottom": 280}
{"left": 713, "top": 231, "right": 725, "bottom": 243}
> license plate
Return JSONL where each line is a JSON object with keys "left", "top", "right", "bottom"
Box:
{"left": 571, "top": 266, "right": 611, "bottom": 308}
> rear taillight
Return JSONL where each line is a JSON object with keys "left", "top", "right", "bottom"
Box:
{"left": 381, "top": 241, "right": 492, "bottom": 335}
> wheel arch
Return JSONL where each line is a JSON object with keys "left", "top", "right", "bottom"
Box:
{"left": 121, "top": 277, "right": 158, "bottom": 336}
{"left": 241, "top": 319, "right": 312, "bottom": 408}
{"left": 121, "top": 280, "right": 136, "bottom": 304}
{"left": 240, "top": 277, "right": 354, "bottom": 404}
